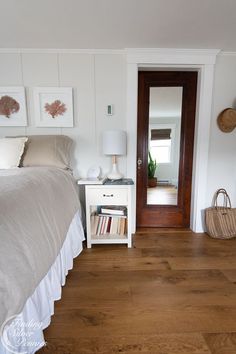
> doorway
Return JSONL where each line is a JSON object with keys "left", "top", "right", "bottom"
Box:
{"left": 136, "top": 71, "right": 198, "bottom": 227}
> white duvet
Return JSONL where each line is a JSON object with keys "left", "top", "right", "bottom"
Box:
{"left": 0, "top": 167, "right": 81, "bottom": 328}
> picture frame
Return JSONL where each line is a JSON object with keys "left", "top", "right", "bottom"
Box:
{"left": 0, "top": 86, "right": 27, "bottom": 127}
{"left": 33, "top": 87, "right": 74, "bottom": 127}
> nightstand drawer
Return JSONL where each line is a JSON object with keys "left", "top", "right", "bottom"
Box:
{"left": 87, "top": 188, "right": 128, "bottom": 205}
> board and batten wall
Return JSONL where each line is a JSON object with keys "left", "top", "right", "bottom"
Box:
{"left": 0, "top": 52, "right": 127, "bottom": 179}
{"left": 0, "top": 50, "right": 236, "bottom": 230}
{"left": 206, "top": 53, "right": 236, "bottom": 207}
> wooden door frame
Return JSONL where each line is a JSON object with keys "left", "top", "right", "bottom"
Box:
{"left": 137, "top": 71, "right": 197, "bottom": 228}
{"left": 125, "top": 49, "right": 219, "bottom": 233}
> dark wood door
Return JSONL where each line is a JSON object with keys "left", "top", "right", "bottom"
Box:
{"left": 136, "top": 71, "right": 197, "bottom": 227}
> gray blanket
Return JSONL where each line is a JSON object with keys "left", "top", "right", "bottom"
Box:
{"left": 0, "top": 167, "right": 81, "bottom": 327}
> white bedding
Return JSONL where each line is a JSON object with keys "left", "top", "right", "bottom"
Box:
{"left": 0, "top": 167, "right": 81, "bottom": 328}
{"left": 0, "top": 210, "right": 85, "bottom": 354}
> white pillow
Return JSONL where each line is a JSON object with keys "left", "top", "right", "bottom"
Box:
{"left": 0, "top": 137, "right": 28, "bottom": 169}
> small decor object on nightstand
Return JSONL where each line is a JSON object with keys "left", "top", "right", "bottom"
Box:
{"left": 102, "top": 130, "right": 127, "bottom": 180}
{"left": 77, "top": 177, "right": 107, "bottom": 185}
{"left": 87, "top": 166, "right": 101, "bottom": 180}
{"left": 77, "top": 166, "right": 108, "bottom": 185}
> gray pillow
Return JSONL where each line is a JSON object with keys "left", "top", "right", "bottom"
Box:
{"left": 21, "top": 135, "right": 73, "bottom": 170}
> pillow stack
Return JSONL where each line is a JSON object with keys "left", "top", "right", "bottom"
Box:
{"left": 21, "top": 135, "right": 73, "bottom": 170}
{"left": 0, "top": 137, "right": 28, "bottom": 169}
{"left": 0, "top": 135, "right": 73, "bottom": 170}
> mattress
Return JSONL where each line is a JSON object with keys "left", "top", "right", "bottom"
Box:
{"left": 0, "top": 210, "right": 85, "bottom": 354}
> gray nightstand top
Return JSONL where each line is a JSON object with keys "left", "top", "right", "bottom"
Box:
{"left": 104, "top": 178, "right": 134, "bottom": 185}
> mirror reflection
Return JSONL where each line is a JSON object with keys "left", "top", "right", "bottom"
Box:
{"left": 147, "top": 87, "right": 183, "bottom": 205}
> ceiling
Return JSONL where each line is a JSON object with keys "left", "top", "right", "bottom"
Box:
{"left": 149, "top": 87, "right": 182, "bottom": 119}
{"left": 0, "top": 0, "right": 236, "bottom": 50}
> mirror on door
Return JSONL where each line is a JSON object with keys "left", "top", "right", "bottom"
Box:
{"left": 147, "top": 86, "right": 183, "bottom": 206}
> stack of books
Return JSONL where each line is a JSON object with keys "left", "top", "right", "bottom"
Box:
{"left": 100, "top": 206, "right": 127, "bottom": 216}
{"left": 90, "top": 206, "right": 127, "bottom": 237}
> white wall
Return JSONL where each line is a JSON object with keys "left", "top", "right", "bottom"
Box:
{"left": 1, "top": 50, "right": 236, "bottom": 229}
{"left": 0, "top": 52, "right": 127, "bottom": 179}
{"left": 207, "top": 54, "right": 236, "bottom": 207}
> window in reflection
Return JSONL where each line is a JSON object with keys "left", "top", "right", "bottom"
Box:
{"left": 150, "top": 139, "right": 171, "bottom": 164}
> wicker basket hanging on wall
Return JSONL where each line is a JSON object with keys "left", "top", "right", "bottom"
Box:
{"left": 217, "top": 108, "right": 236, "bottom": 132}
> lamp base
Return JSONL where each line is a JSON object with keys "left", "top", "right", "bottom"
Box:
{"left": 107, "top": 161, "right": 123, "bottom": 180}
{"left": 107, "top": 172, "right": 123, "bottom": 180}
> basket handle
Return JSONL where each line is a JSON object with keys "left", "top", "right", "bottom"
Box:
{"left": 213, "top": 188, "right": 232, "bottom": 209}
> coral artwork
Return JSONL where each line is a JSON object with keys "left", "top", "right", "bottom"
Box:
{"left": 44, "top": 100, "right": 67, "bottom": 118}
{"left": 0, "top": 95, "right": 20, "bottom": 118}
{"left": 34, "top": 87, "right": 73, "bottom": 127}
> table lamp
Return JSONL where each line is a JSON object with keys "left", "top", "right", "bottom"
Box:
{"left": 102, "top": 129, "right": 127, "bottom": 180}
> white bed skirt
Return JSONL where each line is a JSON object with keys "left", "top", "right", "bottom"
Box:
{"left": 0, "top": 211, "right": 85, "bottom": 354}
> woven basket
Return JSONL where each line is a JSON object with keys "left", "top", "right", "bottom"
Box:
{"left": 217, "top": 108, "right": 236, "bottom": 133}
{"left": 205, "top": 189, "right": 236, "bottom": 239}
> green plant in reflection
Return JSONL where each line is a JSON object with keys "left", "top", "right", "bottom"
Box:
{"left": 148, "top": 151, "right": 157, "bottom": 178}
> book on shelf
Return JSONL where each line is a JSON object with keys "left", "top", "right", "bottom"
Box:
{"left": 98, "top": 213, "right": 127, "bottom": 219}
{"left": 120, "top": 217, "right": 127, "bottom": 235}
{"left": 101, "top": 216, "right": 108, "bottom": 234}
{"left": 110, "top": 217, "right": 118, "bottom": 234}
{"left": 90, "top": 213, "right": 127, "bottom": 236}
{"left": 107, "top": 217, "right": 112, "bottom": 233}
{"left": 99, "top": 216, "right": 104, "bottom": 234}
{"left": 96, "top": 216, "right": 103, "bottom": 235}
{"left": 104, "top": 217, "right": 109, "bottom": 234}
{"left": 100, "top": 205, "right": 127, "bottom": 216}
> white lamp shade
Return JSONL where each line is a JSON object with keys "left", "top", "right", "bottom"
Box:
{"left": 102, "top": 130, "right": 127, "bottom": 155}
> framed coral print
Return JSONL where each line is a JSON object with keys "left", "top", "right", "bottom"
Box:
{"left": 0, "top": 87, "right": 27, "bottom": 126}
{"left": 34, "top": 87, "right": 74, "bottom": 127}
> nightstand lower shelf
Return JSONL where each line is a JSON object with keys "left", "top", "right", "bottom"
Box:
{"left": 91, "top": 233, "right": 127, "bottom": 240}
{"left": 90, "top": 234, "right": 129, "bottom": 245}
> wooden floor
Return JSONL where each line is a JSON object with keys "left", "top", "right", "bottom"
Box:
{"left": 38, "top": 230, "right": 236, "bottom": 354}
{"left": 147, "top": 185, "right": 178, "bottom": 205}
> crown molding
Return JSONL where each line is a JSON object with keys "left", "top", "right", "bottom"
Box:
{"left": 0, "top": 48, "right": 125, "bottom": 55}
{"left": 0, "top": 47, "right": 225, "bottom": 59}
{"left": 1, "top": 47, "right": 233, "bottom": 61}
{"left": 125, "top": 48, "right": 221, "bottom": 65}
{"left": 125, "top": 48, "right": 220, "bottom": 54}
{"left": 219, "top": 51, "right": 236, "bottom": 57}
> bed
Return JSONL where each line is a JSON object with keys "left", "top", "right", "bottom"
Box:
{"left": 0, "top": 136, "right": 85, "bottom": 354}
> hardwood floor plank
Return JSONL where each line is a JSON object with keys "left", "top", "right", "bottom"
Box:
{"left": 135, "top": 233, "right": 236, "bottom": 250}
{"left": 203, "top": 333, "right": 236, "bottom": 354}
{"left": 44, "top": 305, "right": 236, "bottom": 337}
{"left": 130, "top": 284, "right": 236, "bottom": 307}
{"left": 56, "top": 284, "right": 132, "bottom": 309}
{"left": 74, "top": 257, "right": 171, "bottom": 272}
{"left": 221, "top": 270, "right": 236, "bottom": 283}
{"left": 142, "top": 247, "right": 236, "bottom": 257}
{"left": 168, "top": 256, "right": 236, "bottom": 270}
{"left": 136, "top": 228, "right": 193, "bottom": 233}
{"left": 65, "top": 269, "right": 229, "bottom": 289}
{"left": 40, "top": 333, "right": 211, "bottom": 354}
{"left": 80, "top": 246, "right": 143, "bottom": 259}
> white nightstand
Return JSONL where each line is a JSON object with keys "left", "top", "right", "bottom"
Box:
{"left": 82, "top": 179, "right": 134, "bottom": 248}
